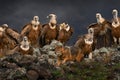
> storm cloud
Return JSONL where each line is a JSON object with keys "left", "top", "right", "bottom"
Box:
{"left": 0, "top": 0, "right": 120, "bottom": 44}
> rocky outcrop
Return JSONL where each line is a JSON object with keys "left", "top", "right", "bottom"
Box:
{"left": 0, "top": 40, "right": 119, "bottom": 80}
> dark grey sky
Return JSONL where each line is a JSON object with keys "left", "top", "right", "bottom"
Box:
{"left": 0, "top": 0, "right": 120, "bottom": 44}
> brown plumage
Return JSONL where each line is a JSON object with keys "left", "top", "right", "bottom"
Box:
{"left": 40, "top": 14, "right": 58, "bottom": 46}
{"left": 55, "top": 46, "right": 84, "bottom": 66}
{"left": 21, "top": 16, "right": 42, "bottom": 47}
{"left": 88, "top": 13, "right": 113, "bottom": 49}
{"left": 111, "top": 9, "right": 120, "bottom": 44}
{"left": 57, "top": 23, "right": 74, "bottom": 44}
{"left": 1, "top": 24, "right": 20, "bottom": 44}
{"left": 0, "top": 26, "right": 18, "bottom": 57}
{"left": 13, "top": 36, "right": 34, "bottom": 55}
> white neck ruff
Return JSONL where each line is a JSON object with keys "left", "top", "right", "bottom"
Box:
{"left": 49, "top": 23, "right": 56, "bottom": 29}
{"left": 20, "top": 45, "right": 30, "bottom": 51}
{"left": 97, "top": 17, "right": 105, "bottom": 24}
{"left": 31, "top": 20, "right": 40, "bottom": 25}
{"left": 112, "top": 19, "right": 120, "bottom": 28}
{"left": 84, "top": 39, "right": 93, "bottom": 45}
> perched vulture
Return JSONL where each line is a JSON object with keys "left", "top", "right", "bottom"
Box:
{"left": 0, "top": 26, "right": 18, "bottom": 57}
{"left": 40, "top": 14, "right": 58, "bottom": 46}
{"left": 13, "top": 36, "right": 34, "bottom": 55}
{"left": 74, "top": 33, "right": 93, "bottom": 59}
{"left": 111, "top": 9, "right": 120, "bottom": 44}
{"left": 21, "top": 16, "right": 42, "bottom": 47}
{"left": 57, "top": 23, "right": 74, "bottom": 45}
{"left": 1, "top": 24, "right": 20, "bottom": 44}
{"left": 88, "top": 13, "right": 113, "bottom": 49}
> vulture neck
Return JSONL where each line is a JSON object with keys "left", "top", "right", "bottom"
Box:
{"left": 84, "top": 38, "right": 93, "bottom": 45}
{"left": 49, "top": 23, "right": 56, "bottom": 29}
{"left": 32, "top": 25, "right": 38, "bottom": 30}
{"left": 31, "top": 20, "right": 40, "bottom": 30}
{"left": 97, "top": 17, "right": 105, "bottom": 24}
{"left": 112, "top": 15, "right": 120, "bottom": 28}
{"left": 20, "top": 41, "right": 30, "bottom": 51}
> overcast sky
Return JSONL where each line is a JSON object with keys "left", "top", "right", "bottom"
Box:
{"left": 0, "top": 0, "right": 120, "bottom": 44}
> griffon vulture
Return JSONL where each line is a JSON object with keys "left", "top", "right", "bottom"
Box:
{"left": 13, "top": 36, "right": 34, "bottom": 55}
{"left": 40, "top": 14, "right": 58, "bottom": 46}
{"left": 88, "top": 13, "right": 113, "bottom": 49}
{"left": 111, "top": 9, "right": 120, "bottom": 45}
{"left": 21, "top": 16, "right": 42, "bottom": 47}
{"left": 57, "top": 23, "right": 74, "bottom": 45}
{"left": 0, "top": 26, "right": 19, "bottom": 57}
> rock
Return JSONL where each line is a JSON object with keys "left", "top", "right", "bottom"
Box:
{"left": 29, "top": 63, "right": 52, "bottom": 79}
{"left": 48, "top": 51, "right": 57, "bottom": 58}
{"left": 50, "top": 40, "right": 63, "bottom": 47}
{"left": 48, "top": 58, "right": 56, "bottom": 65}
{"left": 7, "top": 67, "right": 26, "bottom": 79}
{"left": 33, "top": 48, "right": 41, "bottom": 57}
{"left": 19, "top": 55, "right": 36, "bottom": 67}
{"left": 2, "top": 61, "right": 18, "bottom": 69}
{"left": 99, "top": 47, "right": 109, "bottom": 54}
{"left": 41, "top": 45, "right": 51, "bottom": 52}
{"left": 117, "top": 46, "right": 120, "bottom": 51}
{"left": 26, "top": 69, "right": 39, "bottom": 80}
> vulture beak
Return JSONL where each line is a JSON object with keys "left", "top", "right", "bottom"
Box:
{"left": 96, "top": 13, "right": 105, "bottom": 24}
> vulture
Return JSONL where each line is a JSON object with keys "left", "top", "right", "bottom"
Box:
{"left": 57, "top": 23, "right": 74, "bottom": 45}
{"left": 21, "top": 16, "right": 42, "bottom": 48}
{"left": 88, "top": 13, "right": 113, "bottom": 49}
{"left": 13, "top": 36, "right": 33, "bottom": 55}
{"left": 0, "top": 25, "right": 19, "bottom": 57}
{"left": 40, "top": 14, "right": 58, "bottom": 46}
{"left": 74, "top": 33, "right": 93, "bottom": 59}
{"left": 111, "top": 9, "right": 120, "bottom": 45}
{"left": 1, "top": 24, "right": 20, "bottom": 44}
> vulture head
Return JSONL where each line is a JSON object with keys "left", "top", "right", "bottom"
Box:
{"left": 1, "top": 24, "right": 8, "bottom": 31}
{"left": 84, "top": 34, "right": 93, "bottom": 45}
{"left": 47, "top": 14, "right": 57, "bottom": 25}
{"left": 88, "top": 28, "right": 94, "bottom": 36}
{"left": 112, "top": 9, "right": 120, "bottom": 27}
{"left": 59, "top": 23, "right": 70, "bottom": 31}
{"left": 20, "top": 36, "right": 30, "bottom": 51}
{"left": 112, "top": 9, "right": 118, "bottom": 20}
{"left": 64, "top": 24, "right": 70, "bottom": 31}
{"left": 31, "top": 16, "right": 40, "bottom": 30}
{"left": 96, "top": 13, "right": 105, "bottom": 24}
